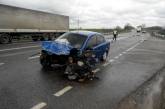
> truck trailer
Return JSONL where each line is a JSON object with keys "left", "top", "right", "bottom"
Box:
{"left": 0, "top": 4, "right": 69, "bottom": 44}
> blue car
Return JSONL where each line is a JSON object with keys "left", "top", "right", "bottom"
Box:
{"left": 40, "top": 31, "right": 110, "bottom": 68}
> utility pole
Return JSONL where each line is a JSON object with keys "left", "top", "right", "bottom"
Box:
{"left": 77, "top": 17, "right": 79, "bottom": 31}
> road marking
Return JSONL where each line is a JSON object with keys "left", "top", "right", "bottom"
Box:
{"left": 103, "top": 41, "right": 142, "bottom": 67}
{"left": 103, "top": 59, "right": 115, "bottom": 67}
{"left": 103, "top": 63, "right": 108, "bottom": 67}
{"left": 126, "top": 48, "right": 133, "bottom": 52}
{"left": 114, "top": 56, "right": 119, "bottom": 59}
{"left": 109, "top": 59, "right": 114, "bottom": 62}
{"left": 54, "top": 86, "right": 73, "bottom": 97}
{"left": 119, "top": 54, "right": 122, "bottom": 56}
{"left": 0, "top": 63, "right": 4, "bottom": 66}
{"left": 103, "top": 62, "right": 110, "bottom": 67}
{"left": 28, "top": 55, "right": 40, "bottom": 60}
{"left": 92, "top": 68, "right": 100, "bottom": 73}
{"left": 0, "top": 45, "right": 40, "bottom": 52}
{"left": 0, "top": 49, "right": 40, "bottom": 57}
{"left": 30, "top": 102, "right": 47, "bottom": 109}
{"left": 126, "top": 42, "right": 141, "bottom": 52}
{"left": 117, "top": 36, "right": 130, "bottom": 40}
{"left": 103, "top": 39, "right": 143, "bottom": 67}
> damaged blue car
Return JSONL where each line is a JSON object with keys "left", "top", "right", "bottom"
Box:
{"left": 40, "top": 31, "right": 110, "bottom": 80}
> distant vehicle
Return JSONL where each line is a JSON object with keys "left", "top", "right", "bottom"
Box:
{"left": 40, "top": 31, "right": 110, "bottom": 81}
{"left": 0, "top": 4, "right": 69, "bottom": 44}
{"left": 136, "top": 27, "right": 141, "bottom": 33}
{"left": 142, "top": 31, "right": 146, "bottom": 33}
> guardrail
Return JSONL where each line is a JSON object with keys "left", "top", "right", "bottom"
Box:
{"left": 151, "top": 32, "right": 165, "bottom": 39}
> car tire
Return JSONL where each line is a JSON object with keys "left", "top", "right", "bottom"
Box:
{"left": 40, "top": 53, "right": 51, "bottom": 69}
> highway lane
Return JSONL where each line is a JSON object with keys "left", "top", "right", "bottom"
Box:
{"left": 1, "top": 32, "right": 164, "bottom": 109}
{"left": 0, "top": 32, "right": 142, "bottom": 109}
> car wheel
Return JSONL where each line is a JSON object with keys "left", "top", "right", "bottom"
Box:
{"left": 40, "top": 54, "right": 51, "bottom": 69}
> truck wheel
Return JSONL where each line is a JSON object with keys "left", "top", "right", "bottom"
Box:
{"left": 32, "top": 36, "right": 38, "bottom": 41}
{"left": 0, "top": 34, "right": 11, "bottom": 44}
{"left": 40, "top": 36, "right": 45, "bottom": 41}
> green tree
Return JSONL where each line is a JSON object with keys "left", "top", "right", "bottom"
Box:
{"left": 115, "top": 26, "right": 122, "bottom": 31}
{"left": 124, "top": 23, "right": 134, "bottom": 30}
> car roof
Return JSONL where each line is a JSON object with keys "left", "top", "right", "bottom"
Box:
{"left": 70, "top": 30, "right": 101, "bottom": 38}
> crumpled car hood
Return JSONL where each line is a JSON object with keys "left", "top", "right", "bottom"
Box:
{"left": 42, "top": 41, "right": 73, "bottom": 55}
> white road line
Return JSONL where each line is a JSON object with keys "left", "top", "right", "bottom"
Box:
{"left": 103, "top": 62, "right": 110, "bottom": 67}
{"left": 0, "top": 45, "right": 40, "bottom": 52}
{"left": 126, "top": 46, "right": 135, "bottom": 51}
{"left": 92, "top": 68, "right": 100, "bottom": 73}
{"left": 109, "top": 59, "right": 114, "bottom": 62}
{"left": 0, "top": 63, "right": 4, "bottom": 66}
{"left": 117, "top": 36, "right": 130, "bottom": 40}
{"left": 28, "top": 55, "right": 40, "bottom": 60}
{"left": 119, "top": 54, "right": 123, "bottom": 56}
{"left": 126, "top": 42, "right": 141, "bottom": 52}
{"left": 0, "top": 49, "right": 40, "bottom": 57}
{"left": 114, "top": 56, "right": 119, "bottom": 59}
{"left": 103, "top": 39, "right": 143, "bottom": 67}
{"left": 103, "top": 41, "right": 142, "bottom": 67}
{"left": 30, "top": 102, "right": 47, "bottom": 109}
{"left": 126, "top": 48, "right": 132, "bottom": 52}
{"left": 54, "top": 86, "right": 73, "bottom": 97}
{"left": 103, "top": 59, "right": 115, "bottom": 67}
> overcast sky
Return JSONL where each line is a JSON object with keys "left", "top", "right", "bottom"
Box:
{"left": 0, "top": 0, "right": 165, "bottom": 28}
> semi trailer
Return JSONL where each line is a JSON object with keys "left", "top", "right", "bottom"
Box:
{"left": 0, "top": 4, "right": 69, "bottom": 44}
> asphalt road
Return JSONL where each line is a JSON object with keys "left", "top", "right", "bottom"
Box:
{"left": 0, "top": 32, "right": 165, "bottom": 109}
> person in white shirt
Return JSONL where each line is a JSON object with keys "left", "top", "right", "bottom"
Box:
{"left": 113, "top": 30, "right": 118, "bottom": 41}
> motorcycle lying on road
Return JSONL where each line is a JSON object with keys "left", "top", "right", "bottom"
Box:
{"left": 64, "top": 48, "right": 98, "bottom": 82}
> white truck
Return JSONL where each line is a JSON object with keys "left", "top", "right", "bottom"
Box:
{"left": 136, "top": 27, "right": 142, "bottom": 33}
{"left": 0, "top": 4, "right": 69, "bottom": 44}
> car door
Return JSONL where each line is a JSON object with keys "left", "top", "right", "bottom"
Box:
{"left": 85, "top": 34, "right": 107, "bottom": 58}
{"left": 85, "top": 35, "right": 97, "bottom": 56}
{"left": 94, "top": 34, "right": 107, "bottom": 58}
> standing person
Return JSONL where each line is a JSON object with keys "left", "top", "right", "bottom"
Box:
{"left": 113, "top": 30, "right": 118, "bottom": 41}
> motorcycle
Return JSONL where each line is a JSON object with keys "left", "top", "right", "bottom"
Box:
{"left": 64, "top": 48, "right": 98, "bottom": 81}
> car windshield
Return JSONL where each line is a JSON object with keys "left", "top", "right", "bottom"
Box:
{"left": 55, "top": 33, "right": 87, "bottom": 49}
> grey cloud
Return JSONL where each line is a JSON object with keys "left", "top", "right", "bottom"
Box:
{"left": 0, "top": 0, "right": 165, "bottom": 28}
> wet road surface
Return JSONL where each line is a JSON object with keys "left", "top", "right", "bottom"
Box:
{"left": 0, "top": 32, "right": 165, "bottom": 109}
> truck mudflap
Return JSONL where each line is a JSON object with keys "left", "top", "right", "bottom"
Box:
{"left": 42, "top": 41, "right": 73, "bottom": 55}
